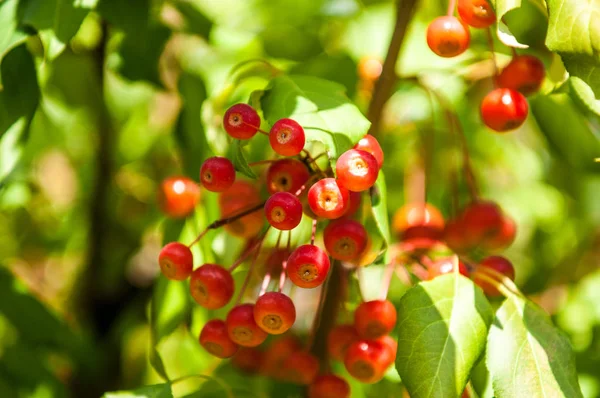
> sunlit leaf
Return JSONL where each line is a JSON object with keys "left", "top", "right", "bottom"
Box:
{"left": 103, "top": 383, "right": 173, "bottom": 398}
{"left": 0, "top": 0, "right": 29, "bottom": 84}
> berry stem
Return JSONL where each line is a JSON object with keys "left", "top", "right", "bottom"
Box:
{"left": 410, "top": 262, "right": 429, "bottom": 280}
{"left": 476, "top": 266, "right": 523, "bottom": 297}
{"left": 234, "top": 229, "right": 268, "bottom": 305}
{"left": 447, "top": 0, "right": 457, "bottom": 16}
{"left": 259, "top": 272, "right": 271, "bottom": 296}
{"left": 242, "top": 121, "right": 268, "bottom": 135}
{"left": 228, "top": 237, "right": 266, "bottom": 272}
{"left": 310, "top": 218, "right": 318, "bottom": 246}
{"left": 278, "top": 231, "right": 292, "bottom": 292}
{"left": 472, "top": 272, "right": 515, "bottom": 298}
{"left": 395, "top": 265, "right": 414, "bottom": 286}
{"left": 380, "top": 261, "right": 397, "bottom": 300}
{"left": 247, "top": 159, "right": 278, "bottom": 167}
{"left": 486, "top": 28, "right": 499, "bottom": 85}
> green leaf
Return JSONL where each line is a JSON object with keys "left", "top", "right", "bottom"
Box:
{"left": 170, "top": 1, "right": 213, "bottom": 38}
{"left": 487, "top": 296, "right": 583, "bottom": 397}
{"left": 395, "top": 274, "right": 494, "bottom": 397}
{"left": 568, "top": 77, "right": 600, "bottom": 116}
{"left": 545, "top": 0, "right": 600, "bottom": 97}
{"left": 0, "top": 0, "right": 29, "bottom": 84}
{"left": 227, "top": 140, "right": 257, "bottom": 179}
{"left": 260, "top": 75, "right": 371, "bottom": 169}
{"left": 151, "top": 276, "right": 190, "bottom": 344}
{"left": 490, "top": 0, "right": 535, "bottom": 48}
{"left": 369, "top": 171, "right": 391, "bottom": 246}
{"left": 103, "top": 383, "right": 173, "bottom": 398}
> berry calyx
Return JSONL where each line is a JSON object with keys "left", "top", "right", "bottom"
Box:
{"left": 200, "top": 157, "right": 236, "bottom": 192}
{"left": 481, "top": 88, "right": 528, "bottom": 132}
{"left": 328, "top": 324, "right": 360, "bottom": 361}
{"left": 223, "top": 103, "right": 261, "bottom": 139}
{"left": 427, "top": 258, "right": 470, "bottom": 280}
{"left": 457, "top": 0, "right": 496, "bottom": 29}
{"left": 323, "top": 219, "right": 368, "bottom": 261}
{"left": 264, "top": 192, "right": 303, "bottom": 230}
{"left": 474, "top": 255, "right": 515, "bottom": 296}
{"left": 189, "top": 264, "right": 234, "bottom": 309}
{"left": 254, "top": 292, "right": 297, "bottom": 335}
{"left": 335, "top": 149, "right": 379, "bottom": 192}
{"left": 392, "top": 202, "right": 445, "bottom": 241}
{"left": 226, "top": 304, "right": 269, "bottom": 347}
{"left": 286, "top": 244, "right": 331, "bottom": 288}
{"left": 266, "top": 159, "right": 310, "bottom": 194}
{"left": 158, "top": 176, "right": 200, "bottom": 218}
{"left": 158, "top": 242, "right": 193, "bottom": 281}
{"left": 354, "top": 300, "right": 397, "bottom": 339}
{"left": 282, "top": 351, "right": 320, "bottom": 385}
{"left": 269, "top": 118, "right": 306, "bottom": 156}
{"left": 199, "top": 319, "right": 239, "bottom": 358}
{"left": 426, "top": 16, "right": 470, "bottom": 58}
{"left": 353, "top": 134, "right": 384, "bottom": 169}
{"left": 497, "top": 55, "right": 545, "bottom": 96}
{"left": 344, "top": 339, "right": 394, "bottom": 384}
{"left": 308, "top": 374, "right": 351, "bottom": 398}
{"left": 308, "top": 178, "right": 350, "bottom": 219}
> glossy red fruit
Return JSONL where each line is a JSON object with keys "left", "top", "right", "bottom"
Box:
{"left": 269, "top": 118, "right": 306, "bottom": 156}
{"left": 282, "top": 351, "right": 320, "bottom": 385}
{"left": 482, "top": 214, "right": 516, "bottom": 251}
{"left": 261, "top": 335, "right": 302, "bottom": 379}
{"left": 354, "top": 300, "right": 397, "bottom": 339}
{"left": 218, "top": 180, "right": 261, "bottom": 209}
{"left": 308, "top": 178, "right": 350, "bottom": 219}
{"left": 427, "top": 258, "right": 470, "bottom": 280}
{"left": 481, "top": 88, "right": 528, "bottom": 132}
{"left": 443, "top": 217, "right": 472, "bottom": 253}
{"left": 344, "top": 339, "right": 394, "bottom": 383}
{"left": 264, "top": 192, "right": 303, "bottom": 231}
{"left": 457, "top": 0, "right": 496, "bottom": 28}
{"left": 200, "top": 157, "right": 235, "bottom": 192}
{"left": 377, "top": 335, "right": 398, "bottom": 366}
{"left": 344, "top": 191, "right": 362, "bottom": 218}
{"left": 323, "top": 219, "right": 368, "bottom": 261}
{"left": 426, "top": 16, "right": 470, "bottom": 58}
{"left": 219, "top": 180, "right": 263, "bottom": 238}
{"left": 308, "top": 374, "right": 351, "bottom": 398}
{"left": 223, "top": 103, "right": 261, "bottom": 139}
{"left": 328, "top": 325, "right": 360, "bottom": 361}
{"left": 335, "top": 149, "right": 379, "bottom": 192}
{"left": 189, "top": 264, "right": 234, "bottom": 309}
{"left": 266, "top": 159, "right": 310, "bottom": 195}
{"left": 497, "top": 55, "right": 545, "bottom": 96}
{"left": 199, "top": 319, "right": 239, "bottom": 358}
{"left": 287, "top": 244, "right": 331, "bottom": 288}
{"left": 392, "top": 202, "right": 445, "bottom": 241}
{"left": 474, "top": 256, "right": 515, "bottom": 296}
{"left": 158, "top": 176, "right": 200, "bottom": 218}
{"left": 231, "top": 347, "right": 264, "bottom": 373}
{"left": 254, "top": 292, "right": 297, "bottom": 335}
{"left": 354, "top": 134, "right": 384, "bottom": 169}
{"left": 158, "top": 242, "right": 193, "bottom": 281}
{"left": 462, "top": 200, "right": 504, "bottom": 246}
{"left": 226, "top": 304, "right": 269, "bottom": 347}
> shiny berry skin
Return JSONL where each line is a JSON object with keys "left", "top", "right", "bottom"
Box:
{"left": 328, "top": 324, "right": 360, "bottom": 361}
{"left": 354, "top": 300, "right": 397, "bottom": 339}
{"left": 457, "top": 0, "right": 496, "bottom": 28}
{"left": 426, "top": 16, "right": 470, "bottom": 58}
{"left": 427, "top": 258, "right": 470, "bottom": 280}
{"left": 158, "top": 242, "right": 193, "bottom": 281}
{"left": 474, "top": 256, "right": 515, "bottom": 296}
{"left": 308, "top": 374, "right": 351, "bottom": 398}
{"left": 323, "top": 219, "right": 368, "bottom": 261}
{"left": 231, "top": 347, "right": 264, "bottom": 373}
{"left": 200, "top": 157, "right": 236, "bottom": 192}
{"left": 261, "top": 335, "right": 302, "bottom": 379}
{"left": 269, "top": 118, "right": 306, "bottom": 156}
{"left": 282, "top": 351, "right": 320, "bottom": 385}
{"left": 158, "top": 176, "right": 200, "bottom": 218}
{"left": 335, "top": 149, "right": 379, "bottom": 192}
{"left": 223, "top": 103, "right": 261, "bottom": 139}
{"left": 481, "top": 88, "right": 529, "bottom": 132}
{"left": 482, "top": 214, "right": 516, "bottom": 252}
{"left": 264, "top": 192, "right": 303, "bottom": 231}
{"left": 266, "top": 159, "right": 310, "bottom": 194}
{"left": 254, "top": 292, "right": 296, "bottom": 335}
{"left": 286, "top": 244, "right": 331, "bottom": 288}
{"left": 199, "top": 319, "right": 239, "bottom": 358}
{"left": 497, "top": 55, "right": 545, "bottom": 96}
{"left": 392, "top": 202, "right": 445, "bottom": 241}
{"left": 308, "top": 178, "right": 350, "bottom": 219}
{"left": 226, "top": 304, "right": 269, "bottom": 347}
{"left": 344, "top": 339, "right": 394, "bottom": 384}
{"left": 462, "top": 200, "right": 504, "bottom": 246}
{"left": 189, "top": 264, "right": 234, "bottom": 309}
{"left": 354, "top": 134, "right": 384, "bottom": 169}
{"left": 443, "top": 217, "right": 472, "bottom": 254}
{"left": 378, "top": 334, "right": 398, "bottom": 365}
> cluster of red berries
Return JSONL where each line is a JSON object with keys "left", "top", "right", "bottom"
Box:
{"left": 426, "top": 0, "right": 545, "bottom": 132}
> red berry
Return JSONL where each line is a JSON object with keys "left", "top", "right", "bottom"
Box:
{"left": 426, "top": 16, "right": 470, "bottom": 58}
{"left": 344, "top": 339, "right": 394, "bottom": 383}
{"left": 354, "top": 300, "right": 397, "bottom": 339}
{"left": 308, "top": 374, "right": 351, "bottom": 398}
{"left": 189, "top": 264, "right": 234, "bottom": 309}
{"left": 308, "top": 178, "right": 350, "bottom": 219}
{"left": 457, "top": 0, "right": 496, "bottom": 28}
{"left": 343, "top": 191, "right": 362, "bottom": 218}
{"left": 269, "top": 118, "right": 306, "bottom": 156}
{"left": 231, "top": 347, "right": 264, "bottom": 373}
{"left": 218, "top": 180, "right": 261, "bottom": 209}
{"left": 264, "top": 192, "right": 303, "bottom": 231}
{"left": 226, "top": 304, "right": 269, "bottom": 347}
{"left": 199, "top": 319, "right": 239, "bottom": 358}
{"left": 261, "top": 335, "right": 302, "bottom": 379}
{"left": 335, "top": 149, "right": 379, "bottom": 192}
{"left": 392, "top": 202, "right": 445, "bottom": 241}
{"left": 497, "top": 55, "right": 545, "bottom": 96}
{"left": 219, "top": 180, "right": 264, "bottom": 238}
{"left": 282, "top": 351, "right": 320, "bottom": 385}
{"left": 474, "top": 256, "right": 515, "bottom": 296}
{"left": 287, "top": 244, "right": 331, "bottom": 288}
{"left": 254, "top": 292, "right": 297, "bottom": 335}
{"left": 482, "top": 214, "right": 516, "bottom": 252}
{"left": 200, "top": 157, "right": 236, "bottom": 192}
{"left": 323, "top": 219, "right": 367, "bottom": 261}
{"left": 443, "top": 217, "right": 472, "bottom": 254}
{"left": 223, "top": 103, "right": 261, "bottom": 139}
{"left": 266, "top": 159, "right": 310, "bottom": 195}
{"left": 358, "top": 56, "right": 383, "bottom": 82}
{"left": 427, "top": 258, "right": 470, "bottom": 280}
{"left": 462, "top": 200, "right": 504, "bottom": 246}
{"left": 353, "top": 134, "right": 384, "bottom": 169}
{"left": 158, "top": 242, "right": 193, "bottom": 281}
{"left": 328, "top": 324, "right": 360, "bottom": 361}
{"left": 481, "top": 88, "right": 528, "bottom": 132}
{"left": 158, "top": 176, "right": 200, "bottom": 218}
{"left": 377, "top": 334, "right": 398, "bottom": 365}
